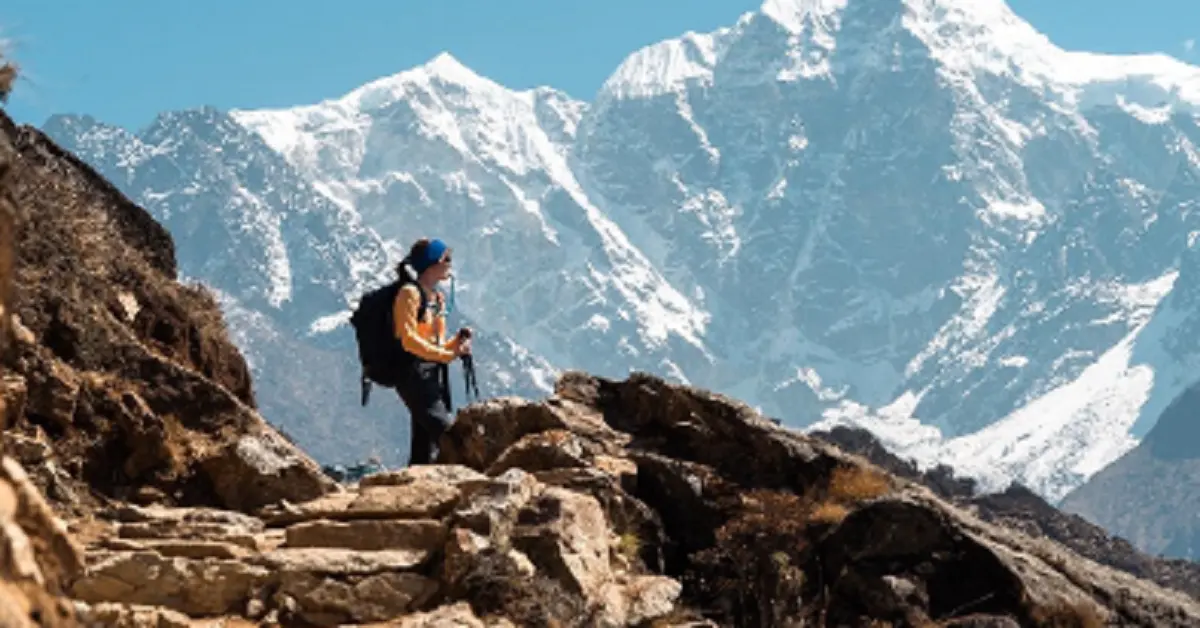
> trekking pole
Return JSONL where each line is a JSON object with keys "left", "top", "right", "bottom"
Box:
{"left": 463, "top": 354, "right": 479, "bottom": 401}
{"left": 459, "top": 328, "right": 480, "bottom": 402}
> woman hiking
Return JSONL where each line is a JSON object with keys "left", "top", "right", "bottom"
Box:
{"left": 391, "top": 237, "right": 471, "bottom": 466}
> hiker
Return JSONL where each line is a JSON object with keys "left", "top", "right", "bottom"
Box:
{"left": 390, "top": 237, "right": 472, "bottom": 465}
{"left": 351, "top": 236, "right": 473, "bottom": 467}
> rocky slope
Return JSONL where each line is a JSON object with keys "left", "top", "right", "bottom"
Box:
{"left": 54, "top": 373, "right": 1200, "bottom": 627}
{"left": 1059, "top": 378, "right": 1200, "bottom": 561}
{"left": 0, "top": 105, "right": 338, "bottom": 517}
{"left": 43, "top": 0, "right": 1200, "bottom": 505}
{"left": 0, "top": 74, "right": 86, "bottom": 626}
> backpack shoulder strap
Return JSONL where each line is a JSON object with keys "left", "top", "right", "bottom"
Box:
{"left": 394, "top": 274, "right": 432, "bottom": 325}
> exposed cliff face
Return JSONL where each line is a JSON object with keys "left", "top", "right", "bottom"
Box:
{"left": 0, "top": 107, "right": 338, "bottom": 516}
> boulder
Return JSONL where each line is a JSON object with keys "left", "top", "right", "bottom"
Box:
{"left": 511, "top": 486, "right": 614, "bottom": 600}
{"left": 441, "top": 396, "right": 628, "bottom": 471}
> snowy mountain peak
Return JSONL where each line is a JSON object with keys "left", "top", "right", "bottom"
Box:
{"left": 421, "top": 51, "right": 477, "bottom": 82}
{"left": 599, "top": 30, "right": 730, "bottom": 100}
{"left": 599, "top": 0, "right": 1199, "bottom": 115}
{"left": 758, "top": 0, "right": 847, "bottom": 32}
{"left": 336, "top": 51, "right": 504, "bottom": 113}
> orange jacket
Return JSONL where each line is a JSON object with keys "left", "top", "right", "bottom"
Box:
{"left": 392, "top": 283, "right": 461, "bottom": 364}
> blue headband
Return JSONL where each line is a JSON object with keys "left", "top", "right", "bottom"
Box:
{"left": 412, "top": 238, "right": 448, "bottom": 274}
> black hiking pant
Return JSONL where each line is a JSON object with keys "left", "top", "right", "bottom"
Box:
{"left": 394, "top": 360, "right": 453, "bottom": 466}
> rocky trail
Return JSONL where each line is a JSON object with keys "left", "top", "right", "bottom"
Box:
{"left": 7, "top": 373, "right": 1200, "bottom": 627}
{"left": 3, "top": 83, "right": 1200, "bottom": 626}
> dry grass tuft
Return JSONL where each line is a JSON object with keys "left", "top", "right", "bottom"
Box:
{"left": 1029, "top": 599, "right": 1105, "bottom": 628}
{"left": 0, "top": 52, "right": 15, "bottom": 102}
{"left": 808, "top": 501, "right": 850, "bottom": 525}
{"left": 688, "top": 489, "right": 810, "bottom": 624}
{"left": 827, "top": 463, "right": 892, "bottom": 503}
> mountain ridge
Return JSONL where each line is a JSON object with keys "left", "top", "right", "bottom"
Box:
{"left": 41, "top": 0, "right": 1200, "bottom": 515}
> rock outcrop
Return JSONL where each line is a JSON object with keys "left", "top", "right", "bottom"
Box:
{"left": 814, "top": 425, "right": 1200, "bottom": 600}
{"left": 0, "top": 102, "right": 335, "bottom": 624}
{"left": 0, "top": 107, "right": 337, "bottom": 517}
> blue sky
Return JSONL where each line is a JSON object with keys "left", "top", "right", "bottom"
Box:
{"left": 1, "top": 0, "right": 1196, "bottom": 130}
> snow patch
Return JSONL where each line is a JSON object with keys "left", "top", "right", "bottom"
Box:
{"left": 309, "top": 311, "right": 351, "bottom": 335}
{"left": 600, "top": 31, "right": 726, "bottom": 100}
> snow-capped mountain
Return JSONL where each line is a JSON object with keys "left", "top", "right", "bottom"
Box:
{"left": 42, "top": 109, "right": 555, "bottom": 466}
{"left": 44, "top": 0, "right": 1200, "bottom": 503}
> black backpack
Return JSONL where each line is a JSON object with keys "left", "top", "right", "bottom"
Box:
{"left": 350, "top": 267, "right": 429, "bottom": 406}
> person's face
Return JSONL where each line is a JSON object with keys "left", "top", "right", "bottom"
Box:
{"left": 428, "top": 249, "right": 453, "bottom": 282}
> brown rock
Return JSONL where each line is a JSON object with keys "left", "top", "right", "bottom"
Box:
{"left": 203, "top": 430, "right": 341, "bottom": 512}
{"left": 485, "top": 429, "right": 599, "bottom": 476}
{"left": 592, "top": 454, "right": 638, "bottom": 483}
{"left": 117, "top": 521, "right": 259, "bottom": 550}
{"left": 71, "top": 550, "right": 269, "bottom": 615}
{"left": 252, "top": 547, "right": 431, "bottom": 575}
{"left": 440, "top": 527, "right": 493, "bottom": 588}
{"left": 359, "top": 464, "right": 486, "bottom": 488}
{"left": 533, "top": 466, "right": 667, "bottom": 571}
{"left": 381, "top": 601, "right": 488, "bottom": 627}
{"left": 594, "top": 575, "right": 683, "bottom": 627}
{"left": 74, "top": 602, "right": 193, "bottom": 628}
{"left": 0, "top": 580, "right": 43, "bottom": 628}
{"left": 449, "top": 468, "right": 543, "bottom": 540}
{"left": 441, "top": 526, "right": 536, "bottom": 590}
{"left": 349, "top": 482, "right": 462, "bottom": 519}
{"left": 284, "top": 519, "right": 448, "bottom": 553}
{"left": 258, "top": 490, "right": 359, "bottom": 525}
{"left": 113, "top": 504, "right": 264, "bottom": 549}
{"left": 351, "top": 601, "right": 523, "bottom": 628}
{"left": 0, "top": 373, "right": 27, "bottom": 431}
{"left": 97, "top": 537, "right": 253, "bottom": 560}
{"left": 940, "top": 616, "right": 1022, "bottom": 628}
{"left": 0, "top": 457, "right": 85, "bottom": 591}
{"left": 1, "top": 429, "right": 78, "bottom": 509}
{"left": 511, "top": 486, "right": 614, "bottom": 599}
{"left": 441, "top": 396, "right": 628, "bottom": 471}
{"left": 262, "top": 480, "right": 460, "bottom": 526}
{"left": 271, "top": 570, "right": 438, "bottom": 626}
{"left": 22, "top": 357, "right": 80, "bottom": 431}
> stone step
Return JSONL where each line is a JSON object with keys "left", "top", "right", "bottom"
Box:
{"left": 282, "top": 518, "right": 447, "bottom": 553}
{"left": 95, "top": 538, "right": 255, "bottom": 560}
{"left": 259, "top": 481, "right": 461, "bottom": 527}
